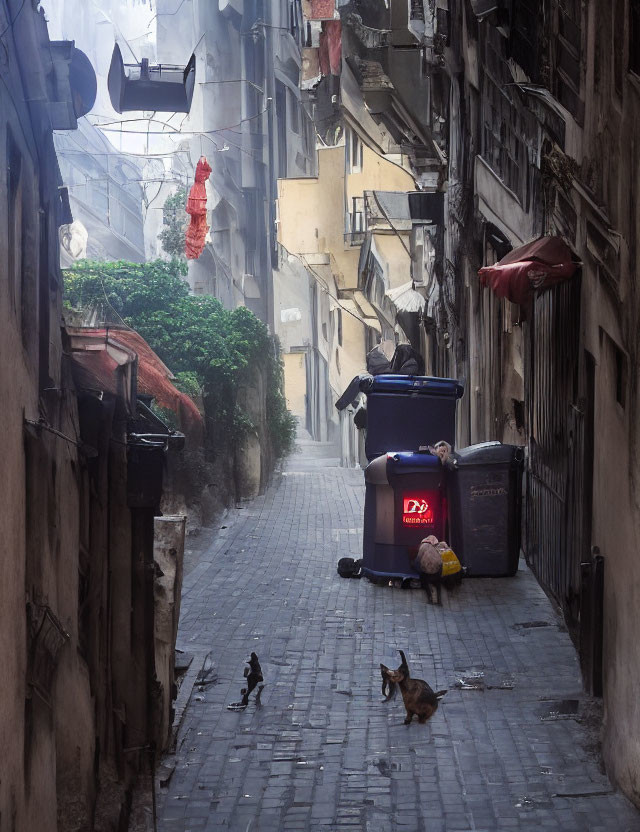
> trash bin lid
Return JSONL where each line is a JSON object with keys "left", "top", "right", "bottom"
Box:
{"left": 368, "top": 374, "right": 464, "bottom": 399}
{"left": 387, "top": 451, "right": 442, "bottom": 475}
{"left": 451, "top": 441, "right": 523, "bottom": 466}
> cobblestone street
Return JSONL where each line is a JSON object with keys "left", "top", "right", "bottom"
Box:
{"left": 158, "top": 437, "right": 640, "bottom": 832}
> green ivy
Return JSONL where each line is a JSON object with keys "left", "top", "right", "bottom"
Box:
{"left": 64, "top": 259, "right": 295, "bottom": 458}
{"left": 174, "top": 371, "right": 202, "bottom": 400}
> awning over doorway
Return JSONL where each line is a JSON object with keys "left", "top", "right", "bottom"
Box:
{"left": 478, "top": 235, "right": 578, "bottom": 306}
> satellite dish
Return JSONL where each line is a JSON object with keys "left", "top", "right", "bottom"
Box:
{"left": 108, "top": 44, "right": 196, "bottom": 114}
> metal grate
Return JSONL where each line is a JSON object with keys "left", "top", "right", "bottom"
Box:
{"left": 525, "top": 276, "right": 584, "bottom": 635}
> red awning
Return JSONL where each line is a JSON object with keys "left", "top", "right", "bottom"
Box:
{"left": 478, "top": 235, "right": 578, "bottom": 306}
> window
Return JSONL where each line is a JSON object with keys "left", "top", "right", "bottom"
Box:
{"left": 615, "top": 343, "right": 627, "bottom": 408}
{"left": 244, "top": 190, "right": 259, "bottom": 276}
{"left": 347, "top": 196, "right": 365, "bottom": 244}
{"left": 631, "top": 0, "right": 640, "bottom": 77}
{"left": 551, "top": 0, "right": 584, "bottom": 121}
{"left": 346, "top": 128, "right": 363, "bottom": 174}
{"left": 289, "top": 0, "right": 299, "bottom": 38}
{"left": 302, "top": 108, "right": 315, "bottom": 158}
{"left": 512, "top": 399, "right": 525, "bottom": 431}
{"left": 276, "top": 81, "right": 288, "bottom": 177}
{"left": 287, "top": 88, "right": 300, "bottom": 134}
{"left": 337, "top": 308, "right": 343, "bottom": 346}
{"left": 614, "top": 0, "right": 625, "bottom": 95}
{"left": 351, "top": 197, "right": 364, "bottom": 232}
{"left": 7, "top": 129, "right": 23, "bottom": 314}
{"left": 482, "top": 66, "right": 534, "bottom": 205}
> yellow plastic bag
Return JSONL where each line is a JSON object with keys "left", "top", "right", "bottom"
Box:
{"left": 440, "top": 548, "right": 462, "bottom": 577}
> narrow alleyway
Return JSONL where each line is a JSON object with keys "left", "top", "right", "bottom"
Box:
{"left": 158, "top": 437, "right": 640, "bottom": 832}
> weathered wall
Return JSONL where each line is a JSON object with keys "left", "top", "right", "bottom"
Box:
{"left": 580, "top": 1, "right": 640, "bottom": 803}
{"left": 153, "top": 516, "right": 186, "bottom": 752}
{"left": 346, "top": 144, "right": 415, "bottom": 205}
{"left": 373, "top": 234, "right": 413, "bottom": 292}
{"left": 235, "top": 363, "right": 273, "bottom": 499}
{"left": 440, "top": 0, "right": 640, "bottom": 806}
{"left": 278, "top": 146, "right": 361, "bottom": 287}
{"left": 0, "top": 4, "right": 88, "bottom": 825}
{"left": 592, "top": 331, "right": 640, "bottom": 802}
{"left": 155, "top": 0, "right": 316, "bottom": 326}
{"left": 0, "top": 8, "right": 185, "bottom": 827}
{"left": 283, "top": 351, "right": 308, "bottom": 420}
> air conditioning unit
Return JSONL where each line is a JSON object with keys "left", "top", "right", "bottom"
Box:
{"left": 242, "top": 274, "right": 261, "bottom": 299}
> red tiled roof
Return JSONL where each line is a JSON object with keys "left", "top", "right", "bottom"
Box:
{"left": 69, "top": 327, "right": 204, "bottom": 443}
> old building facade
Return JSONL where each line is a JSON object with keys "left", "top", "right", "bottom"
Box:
{"left": 155, "top": 0, "right": 317, "bottom": 328}
{"left": 429, "top": 0, "right": 640, "bottom": 805}
{"left": 0, "top": 3, "right": 188, "bottom": 828}
{"left": 276, "top": 0, "right": 640, "bottom": 804}
{"left": 274, "top": 0, "right": 448, "bottom": 461}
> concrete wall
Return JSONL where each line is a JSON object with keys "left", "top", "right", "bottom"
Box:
{"left": 283, "top": 351, "right": 308, "bottom": 421}
{"left": 373, "top": 234, "right": 413, "bottom": 292}
{"left": 276, "top": 134, "right": 418, "bottom": 458}
{"left": 276, "top": 145, "right": 367, "bottom": 451}
{"left": 55, "top": 120, "right": 147, "bottom": 264}
{"left": 346, "top": 143, "right": 415, "bottom": 204}
{"left": 155, "top": 0, "right": 316, "bottom": 327}
{"left": 278, "top": 146, "right": 360, "bottom": 288}
{"left": 578, "top": 1, "right": 640, "bottom": 802}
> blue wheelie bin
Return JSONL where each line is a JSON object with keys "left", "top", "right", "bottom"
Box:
{"left": 335, "top": 372, "right": 463, "bottom": 581}
{"left": 364, "top": 375, "right": 464, "bottom": 462}
{"left": 358, "top": 374, "right": 463, "bottom": 581}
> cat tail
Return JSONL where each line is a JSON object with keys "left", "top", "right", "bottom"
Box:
{"left": 398, "top": 650, "right": 409, "bottom": 673}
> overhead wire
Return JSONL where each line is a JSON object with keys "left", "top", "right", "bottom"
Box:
{"left": 84, "top": 0, "right": 143, "bottom": 61}
{"left": 278, "top": 243, "right": 377, "bottom": 329}
{"left": 141, "top": 0, "right": 190, "bottom": 30}
{"left": 60, "top": 128, "right": 193, "bottom": 163}
{"left": 240, "top": 21, "right": 294, "bottom": 36}
{"left": 371, "top": 190, "right": 413, "bottom": 259}
{"left": 91, "top": 105, "right": 271, "bottom": 136}
{"left": 64, "top": 176, "right": 189, "bottom": 188}
{"left": 199, "top": 79, "right": 265, "bottom": 94}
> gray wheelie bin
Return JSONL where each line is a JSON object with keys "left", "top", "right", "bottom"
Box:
{"left": 447, "top": 441, "right": 524, "bottom": 576}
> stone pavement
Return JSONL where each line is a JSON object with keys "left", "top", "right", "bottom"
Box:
{"left": 157, "top": 436, "right": 640, "bottom": 832}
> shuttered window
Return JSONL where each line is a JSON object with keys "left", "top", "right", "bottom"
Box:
{"left": 552, "top": 0, "right": 584, "bottom": 122}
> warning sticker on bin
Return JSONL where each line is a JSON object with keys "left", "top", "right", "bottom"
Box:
{"left": 402, "top": 493, "right": 435, "bottom": 527}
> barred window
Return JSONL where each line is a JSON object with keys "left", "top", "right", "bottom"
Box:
{"left": 552, "top": 0, "right": 584, "bottom": 122}
{"left": 481, "top": 68, "right": 530, "bottom": 205}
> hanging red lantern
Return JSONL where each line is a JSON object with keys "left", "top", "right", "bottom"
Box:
{"left": 185, "top": 156, "right": 212, "bottom": 260}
